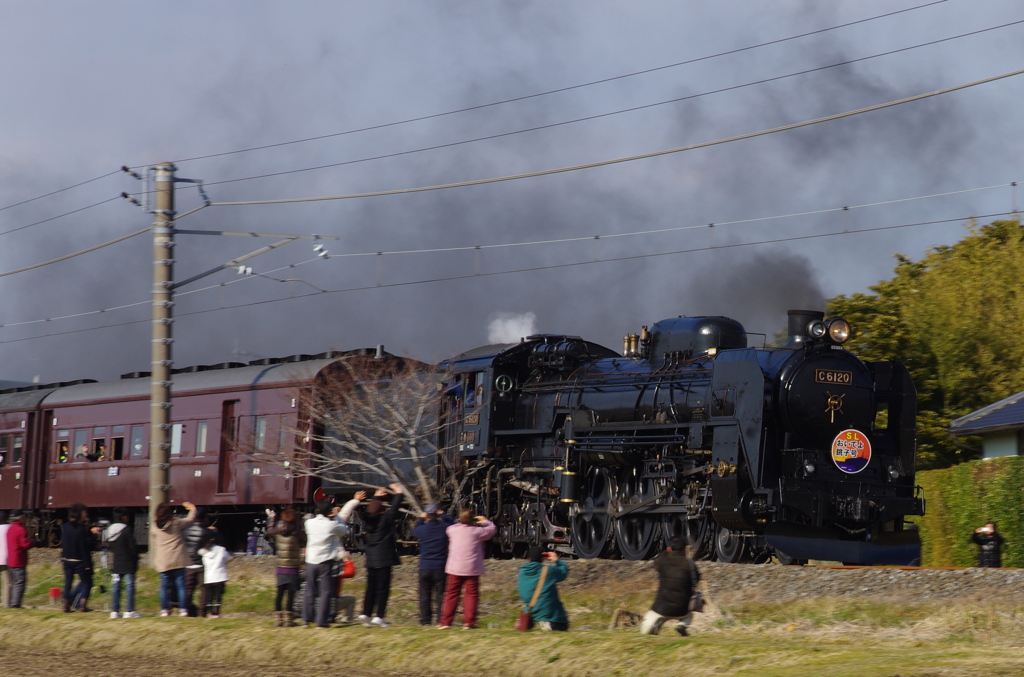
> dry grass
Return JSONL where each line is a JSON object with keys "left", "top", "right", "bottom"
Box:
{"left": 2, "top": 609, "right": 1024, "bottom": 677}
{"left": 9, "top": 553, "right": 1024, "bottom": 675}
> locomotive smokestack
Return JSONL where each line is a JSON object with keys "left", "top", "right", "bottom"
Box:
{"left": 786, "top": 309, "right": 824, "bottom": 347}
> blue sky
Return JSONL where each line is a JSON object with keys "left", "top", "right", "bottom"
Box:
{"left": 1, "top": 1, "right": 1022, "bottom": 382}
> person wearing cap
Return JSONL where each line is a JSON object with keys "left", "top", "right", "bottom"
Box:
{"left": 355, "top": 484, "right": 404, "bottom": 628}
{"left": 517, "top": 546, "right": 569, "bottom": 631}
{"left": 6, "top": 510, "right": 34, "bottom": 608}
{"left": 413, "top": 503, "right": 453, "bottom": 626}
{"left": 640, "top": 536, "right": 700, "bottom": 636}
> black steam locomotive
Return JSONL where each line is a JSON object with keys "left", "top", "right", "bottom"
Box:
{"left": 439, "top": 310, "right": 924, "bottom": 564}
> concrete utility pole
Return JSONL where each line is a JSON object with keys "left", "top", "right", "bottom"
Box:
{"left": 149, "top": 162, "right": 176, "bottom": 528}
{"left": 128, "top": 161, "right": 337, "bottom": 534}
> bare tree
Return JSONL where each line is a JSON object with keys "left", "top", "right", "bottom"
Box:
{"left": 242, "top": 353, "right": 462, "bottom": 515}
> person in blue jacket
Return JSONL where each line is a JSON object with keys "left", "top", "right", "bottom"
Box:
{"left": 517, "top": 546, "right": 569, "bottom": 631}
{"left": 412, "top": 503, "right": 454, "bottom": 626}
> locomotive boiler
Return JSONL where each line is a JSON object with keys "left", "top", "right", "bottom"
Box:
{"left": 439, "top": 310, "right": 924, "bottom": 564}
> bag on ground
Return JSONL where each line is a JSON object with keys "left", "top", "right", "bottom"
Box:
{"left": 514, "top": 610, "right": 534, "bottom": 631}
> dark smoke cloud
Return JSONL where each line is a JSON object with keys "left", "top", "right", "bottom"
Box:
{"left": 1, "top": 2, "right": 1023, "bottom": 384}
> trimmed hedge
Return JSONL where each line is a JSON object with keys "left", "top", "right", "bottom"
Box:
{"left": 911, "top": 456, "right": 1024, "bottom": 567}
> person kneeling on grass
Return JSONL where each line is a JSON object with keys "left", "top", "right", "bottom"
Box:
{"left": 517, "top": 546, "right": 569, "bottom": 631}
{"left": 640, "top": 536, "right": 699, "bottom": 637}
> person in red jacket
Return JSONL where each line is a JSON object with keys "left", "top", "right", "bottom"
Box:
{"left": 6, "top": 510, "right": 35, "bottom": 608}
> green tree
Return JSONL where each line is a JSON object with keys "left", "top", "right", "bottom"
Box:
{"left": 828, "top": 219, "right": 1024, "bottom": 469}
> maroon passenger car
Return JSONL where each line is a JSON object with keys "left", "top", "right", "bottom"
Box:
{"left": 0, "top": 350, "right": 389, "bottom": 546}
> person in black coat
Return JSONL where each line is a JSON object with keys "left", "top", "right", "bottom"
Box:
{"left": 355, "top": 483, "right": 404, "bottom": 627}
{"left": 183, "top": 507, "right": 215, "bottom": 616}
{"left": 61, "top": 503, "right": 100, "bottom": 613}
{"left": 971, "top": 522, "right": 1005, "bottom": 568}
{"left": 640, "top": 537, "right": 700, "bottom": 636}
{"left": 106, "top": 507, "right": 140, "bottom": 618}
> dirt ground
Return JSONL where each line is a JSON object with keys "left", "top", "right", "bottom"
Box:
{"left": 3, "top": 643, "right": 386, "bottom": 677}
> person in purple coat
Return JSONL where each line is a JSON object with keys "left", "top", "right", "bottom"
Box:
{"left": 437, "top": 509, "right": 496, "bottom": 629}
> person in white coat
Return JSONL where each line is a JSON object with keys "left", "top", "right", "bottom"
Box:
{"left": 199, "top": 536, "right": 232, "bottom": 618}
{"left": 302, "top": 496, "right": 359, "bottom": 628}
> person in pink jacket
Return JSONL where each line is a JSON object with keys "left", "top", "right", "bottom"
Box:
{"left": 438, "top": 509, "right": 496, "bottom": 629}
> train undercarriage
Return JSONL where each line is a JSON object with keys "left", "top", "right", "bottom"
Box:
{"left": 465, "top": 459, "right": 802, "bottom": 564}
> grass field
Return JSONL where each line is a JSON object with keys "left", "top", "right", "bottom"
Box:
{"left": 4, "top": 557, "right": 1024, "bottom": 676}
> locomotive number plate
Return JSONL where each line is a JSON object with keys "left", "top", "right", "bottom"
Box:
{"left": 815, "top": 369, "right": 852, "bottom": 385}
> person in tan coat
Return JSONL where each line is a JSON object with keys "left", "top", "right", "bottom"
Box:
{"left": 150, "top": 501, "right": 197, "bottom": 617}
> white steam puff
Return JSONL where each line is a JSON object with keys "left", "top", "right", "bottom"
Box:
{"left": 488, "top": 312, "right": 537, "bottom": 344}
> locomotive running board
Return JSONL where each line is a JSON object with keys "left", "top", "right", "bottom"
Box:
{"left": 765, "top": 522, "right": 921, "bottom": 565}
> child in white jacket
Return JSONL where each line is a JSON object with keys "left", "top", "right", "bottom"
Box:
{"left": 199, "top": 536, "right": 232, "bottom": 618}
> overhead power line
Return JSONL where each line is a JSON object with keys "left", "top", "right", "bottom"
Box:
{"left": 0, "top": 227, "right": 150, "bottom": 279}
{"left": 4, "top": 178, "right": 1012, "bottom": 283}
{"left": 0, "top": 170, "right": 121, "bottom": 213}
{"left": 210, "top": 68, "right": 1024, "bottom": 208}
{"left": 3, "top": 207, "right": 1018, "bottom": 342}
{"left": 153, "top": 0, "right": 948, "bottom": 167}
{"left": 0, "top": 196, "right": 121, "bottom": 238}
{"left": 0, "top": 3, "right": 961, "bottom": 225}
{"left": 188, "top": 15, "right": 1024, "bottom": 193}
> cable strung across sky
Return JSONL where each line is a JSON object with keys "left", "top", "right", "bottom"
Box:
{"left": 0, "top": 1, "right": 954, "bottom": 215}
{"left": 2, "top": 206, "right": 1017, "bottom": 344}
{"left": 209, "top": 68, "right": 1024, "bottom": 207}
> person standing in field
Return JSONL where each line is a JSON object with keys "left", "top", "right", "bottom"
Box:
{"left": 356, "top": 484, "right": 404, "bottom": 628}
{"left": 971, "top": 522, "right": 1005, "bottom": 568}
{"left": 183, "top": 506, "right": 215, "bottom": 616}
{"left": 151, "top": 501, "right": 197, "bottom": 617}
{"left": 437, "top": 509, "right": 496, "bottom": 630}
{"left": 106, "top": 507, "right": 141, "bottom": 618}
{"left": 200, "top": 534, "right": 232, "bottom": 618}
{"left": 0, "top": 511, "right": 9, "bottom": 607}
{"left": 303, "top": 497, "right": 350, "bottom": 628}
{"left": 266, "top": 507, "right": 307, "bottom": 627}
{"left": 413, "top": 503, "right": 453, "bottom": 626}
{"left": 61, "top": 503, "right": 101, "bottom": 612}
{"left": 5, "top": 510, "right": 33, "bottom": 608}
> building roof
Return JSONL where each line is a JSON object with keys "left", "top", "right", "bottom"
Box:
{"left": 949, "top": 390, "right": 1024, "bottom": 435}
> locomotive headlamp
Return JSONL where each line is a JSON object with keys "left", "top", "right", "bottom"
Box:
{"left": 804, "top": 462, "right": 816, "bottom": 475}
{"left": 888, "top": 467, "right": 900, "bottom": 479}
{"left": 827, "top": 318, "right": 851, "bottom": 344}
{"left": 807, "top": 320, "right": 826, "bottom": 339}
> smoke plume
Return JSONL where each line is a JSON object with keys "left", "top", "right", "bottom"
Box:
{"left": 487, "top": 312, "right": 537, "bottom": 344}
